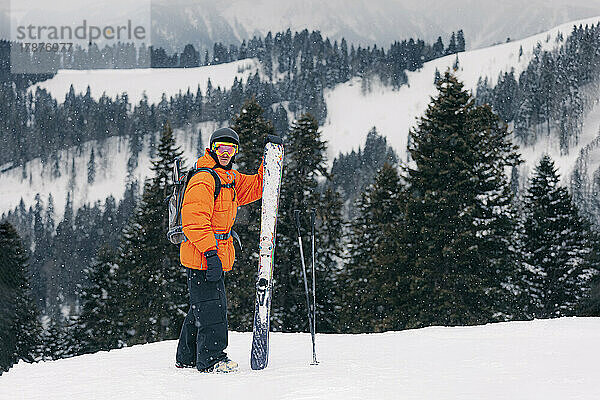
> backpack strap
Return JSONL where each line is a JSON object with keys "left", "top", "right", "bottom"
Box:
{"left": 191, "top": 167, "right": 221, "bottom": 200}
{"left": 221, "top": 170, "right": 236, "bottom": 200}
{"left": 183, "top": 167, "right": 243, "bottom": 250}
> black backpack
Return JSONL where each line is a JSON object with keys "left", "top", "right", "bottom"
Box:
{"left": 167, "top": 158, "right": 223, "bottom": 244}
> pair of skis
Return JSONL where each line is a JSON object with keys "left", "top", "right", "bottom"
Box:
{"left": 294, "top": 209, "right": 319, "bottom": 366}
{"left": 249, "top": 141, "right": 319, "bottom": 370}
{"left": 250, "top": 142, "right": 284, "bottom": 370}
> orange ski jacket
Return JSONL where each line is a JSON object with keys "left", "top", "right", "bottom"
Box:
{"left": 180, "top": 149, "right": 264, "bottom": 271}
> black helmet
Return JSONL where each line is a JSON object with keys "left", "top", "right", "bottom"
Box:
{"left": 210, "top": 127, "right": 239, "bottom": 146}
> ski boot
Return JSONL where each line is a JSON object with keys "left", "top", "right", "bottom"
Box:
{"left": 201, "top": 357, "right": 239, "bottom": 373}
{"left": 175, "top": 361, "right": 195, "bottom": 369}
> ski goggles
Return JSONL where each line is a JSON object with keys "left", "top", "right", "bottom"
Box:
{"left": 211, "top": 141, "right": 239, "bottom": 157}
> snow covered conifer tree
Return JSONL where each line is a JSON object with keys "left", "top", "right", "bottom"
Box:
{"left": 0, "top": 223, "right": 18, "bottom": 373}
{"left": 75, "top": 246, "right": 122, "bottom": 354}
{"left": 432, "top": 37, "right": 444, "bottom": 58}
{"left": 578, "top": 232, "right": 600, "bottom": 316}
{"left": 41, "top": 316, "right": 78, "bottom": 360}
{"left": 446, "top": 32, "right": 457, "bottom": 55}
{"left": 339, "top": 163, "right": 407, "bottom": 333}
{"left": 227, "top": 97, "right": 276, "bottom": 331}
{"left": 580, "top": 272, "right": 600, "bottom": 316}
{"left": 0, "top": 221, "right": 42, "bottom": 372}
{"left": 87, "top": 148, "right": 96, "bottom": 184}
{"left": 457, "top": 30, "right": 466, "bottom": 52}
{"left": 272, "top": 113, "right": 342, "bottom": 332}
{"left": 113, "top": 121, "right": 187, "bottom": 345}
{"left": 403, "top": 72, "right": 521, "bottom": 328}
{"left": 520, "top": 155, "right": 596, "bottom": 318}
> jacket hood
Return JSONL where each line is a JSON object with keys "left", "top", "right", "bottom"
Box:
{"left": 196, "top": 149, "right": 217, "bottom": 168}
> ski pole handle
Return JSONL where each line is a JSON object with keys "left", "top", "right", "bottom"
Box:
{"left": 310, "top": 209, "right": 316, "bottom": 235}
{"left": 294, "top": 209, "right": 302, "bottom": 238}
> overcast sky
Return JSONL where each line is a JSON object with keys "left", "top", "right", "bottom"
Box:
{"left": 2, "top": 0, "right": 600, "bottom": 50}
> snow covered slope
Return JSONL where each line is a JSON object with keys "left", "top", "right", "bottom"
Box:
{"left": 321, "top": 16, "right": 600, "bottom": 180}
{"left": 32, "top": 58, "right": 260, "bottom": 105}
{"left": 1, "top": 318, "right": 599, "bottom": 399}
{"left": 0, "top": 121, "right": 224, "bottom": 221}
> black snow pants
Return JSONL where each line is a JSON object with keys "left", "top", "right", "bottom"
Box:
{"left": 176, "top": 268, "right": 228, "bottom": 370}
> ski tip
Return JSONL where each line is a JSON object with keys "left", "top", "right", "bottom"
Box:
{"left": 250, "top": 349, "right": 268, "bottom": 370}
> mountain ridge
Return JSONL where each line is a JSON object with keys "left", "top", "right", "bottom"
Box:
{"left": 3, "top": 0, "right": 600, "bottom": 51}
{"left": 148, "top": 0, "right": 600, "bottom": 51}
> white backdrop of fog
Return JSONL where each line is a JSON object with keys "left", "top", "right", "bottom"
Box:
{"left": 1, "top": 0, "right": 600, "bottom": 51}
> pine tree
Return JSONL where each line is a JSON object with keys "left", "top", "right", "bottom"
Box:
{"left": 330, "top": 127, "right": 398, "bottom": 219}
{"left": 30, "top": 194, "right": 48, "bottom": 307}
{"left": 447, "top": 32, "right": 457, "bottom": 55}
{"left": 403, "top": 72, "right": 521, "bottom": 328}
{"left": 41, "top": 315, "right": 79, "bottom": 360}
{"left": 313, "top": 186, "right": 344, "bottom": 333}
{"left": 456, "top": 30, "right": 466, "bottom": 52}
{"left": 432, "top": 37, "right": 445, "bottom": 58}
{"left": 520, "top": 155, "right": 595, "bottom": 318}
{"left": 339, "top": 163, "right": 407, "bottom": 332}
{"left": 578, "top": 233, "right": 600, "bottom": 316}
{"left": 271, "top": 113, "right": 342, "bottom": 332}
{"left": 68, "top": 157, "right": 76, "bottom": 193}
{"left": 0, "top": 223, "right": 18, "bottom": 373}
{"left": 434, "top": 68, "right": 442, "bottom": 85}
{"left": 75, "top": 246, "right": 122, "bottom": 354}
{"left": 41, "top": 318, "right": 66, "bottom": 361}
{"left": 113, "top": 121, "right": 187, "bottom": 345}
{"left": 467, "top": 104, "right": 523, "bottom": 319}
{"left": 226, "top": 97, "right": 276, "bottom": 331}
{"left": 580, "top": 273, "right": 600, "bottom": 316}
{"left": 50, "top": 192, "right": 75, "bottom": 317}
{"left": 0, "top": 221, "right": 42, "bottom": 372}
{"left": 88, "top": 148, "right": 96, "bottom": 184}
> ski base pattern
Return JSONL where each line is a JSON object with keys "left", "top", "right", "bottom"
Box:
{"left": 250, "top": 142, "right": 284, "bottom": 370}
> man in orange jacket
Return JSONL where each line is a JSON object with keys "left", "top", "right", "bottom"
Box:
{"left": 175, "top": 127, "right": 282, "bottom": 373}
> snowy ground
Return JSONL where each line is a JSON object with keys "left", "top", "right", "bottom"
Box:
{"left": 1, "top": 318, "right": 599, "bottom": 400}
{"left": 32, "top": 59, "right": 261, "bottom": 105}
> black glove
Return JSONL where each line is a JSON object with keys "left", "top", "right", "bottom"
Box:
{"left": 265, "top": 134, "right": 284, "bottom": 146}
{"left": 204, "top": 250, "right": 223, "bottom": 281}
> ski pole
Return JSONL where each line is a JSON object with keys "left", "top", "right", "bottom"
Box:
{"left": 294, "top": 210, "right": 317, "bottom": 366}
{"left": 310, "top": 208, "right": 318, "bottom": 365}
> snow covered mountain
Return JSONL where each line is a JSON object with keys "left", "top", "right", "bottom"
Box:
{"left": 149, "top": 0, "right": 600, "bottom": 51}
{"left": 4, "top": 16, "right": 600, "bottom": 221}
{"left": 0, "top": 123, "right": 221, "bottom": 223}
{"left": 1, "top": 318, "right": 599, "bottom": 399}
{"left": 319, "top": 15, "right": 600, "bottom": 185}
{"left": 3, "top": 0, "right": 600, "bottom": 51}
